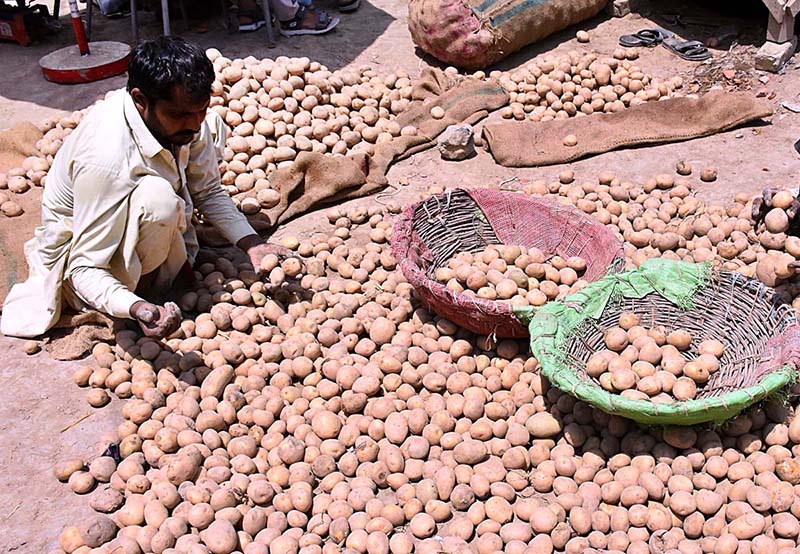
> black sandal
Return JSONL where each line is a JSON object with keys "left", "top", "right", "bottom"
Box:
{"left": 662, "top": 37, "right": 712, "bottom": 61}
{"left": 279, "top": 5, "right": 339, "bottom": 36}
{"left": 619, "top": 28, "right": 672, "bottom": 47}
{"left": 338, "top": 0, "right": 360, "bottom": 12}
{"left": 237, "top": 7, "right": 266, "bottom": 31}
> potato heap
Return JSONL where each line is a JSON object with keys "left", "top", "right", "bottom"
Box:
{"left": 518, "top": 172, "right": 800, "bottom": 307}
{"left": 494, "top": 50, "right": 681, "bottom": 122}
{"left": 0, "top": 111, "right": 80, "bottom": 217}
{"left": 588, "top": 312, "right": 726, "bottom": 403}
{"left": 51, "top": 182, "right": 800, "bottom": 554}
{"left": 1, "top": 47, "right": 684, "bottom": 220}
{"left": 433, "top": 245, "right": 588, "bottom": 307}
{"left": 207, "top": 50, "right": 419, "bottom": 185}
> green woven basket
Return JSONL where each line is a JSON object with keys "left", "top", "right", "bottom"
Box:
{"left": 520, "top": 258, "right": 799, "bottom": 426}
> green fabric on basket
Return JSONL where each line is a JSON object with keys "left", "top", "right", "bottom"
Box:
{"left": 526, "top": 258, "right": 796, "bottom": 426}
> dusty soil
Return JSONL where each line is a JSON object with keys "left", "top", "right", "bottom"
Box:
{"left": 0, "top": 0, "right": 799, "bottom": 551}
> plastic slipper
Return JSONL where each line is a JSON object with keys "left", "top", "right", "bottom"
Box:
{"left": 338, "top": 0, "right": 360, "bottom": 12}
{"left": 662, "top": 37, "right": 712, "bottom": 61}
{"left": 237, "top": 7, "right": 266, "bottom": 32}
{"left": 619, "top": 28, "right": 672, "bottom": 47}
{"left": 280, "top": 6, "right": 339, "bottom": 36}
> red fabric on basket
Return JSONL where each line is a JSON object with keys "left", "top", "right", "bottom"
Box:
{"left": 391, "top": 188, "right": 624, "bottom": 338}
{"left": 760, "top": 325, "right": 800, "bottom": 395}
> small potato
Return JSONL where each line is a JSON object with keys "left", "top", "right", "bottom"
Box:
{"left": 530, "top": 506, "right": 558, "bottom": 533}
{"left": 409, "top": 512, "right": 436, "bottom": 538}
{"left": 54, "top": 459, "right": 85, "bottom": 482}
{"left": 605, "top": 328, "right": 629, "bottom": 352}
{"left": 667, "top": 330, "right": 691, "bottom": 351}
{"left": 729, "top": 513, "right": 765, "bottom": 540}
{"left": 619, "top": 312, "right": 640, "bottom": 330}
{"left": 699, "top": 340, "right": 725, "bottom": 357}
{"left": 86, "top": 389, "right": 110, "bottom": 408}
{"left": 69, "top": 471, "right": 96, "bottom": 494}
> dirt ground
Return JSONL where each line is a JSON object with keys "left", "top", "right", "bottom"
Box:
{"left": 1, "top": 0, "right": 799, "bottom": 551}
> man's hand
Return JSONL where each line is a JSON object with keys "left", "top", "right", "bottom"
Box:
{"left": 752, "top": 188, "right": 800, "bottom": 226}
{"left": 236, "top": 234, "right": 297, "bottom": 274}
{"left": 130, "top": 301, "right": 182, "bottom": 339}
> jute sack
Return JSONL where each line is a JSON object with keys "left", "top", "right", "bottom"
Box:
{"left": 408, "top": 0, "right": 607, "bottom": 69}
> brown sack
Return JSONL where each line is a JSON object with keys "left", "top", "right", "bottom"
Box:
{"left": 262, "top": 68, "right": 509, "bottom": 227}
{"left": 483, "top": 91, "right": 773, "bottom": 167}
{"left": 408, "top": 0, "right": 607, "bottom": 69}
{"left": 0, "top": 121, "right": 42, "bottom": 171}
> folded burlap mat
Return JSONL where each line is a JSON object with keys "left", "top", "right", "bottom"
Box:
{"left": 482, "top": 91, "right": 773, "bottom": 167}
{"left": 44, "top": 311, "right": 122, "bottom": 361}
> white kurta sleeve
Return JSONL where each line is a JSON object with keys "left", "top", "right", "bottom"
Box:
{"left": 186, "top": 119, "right": 256, "bottom": 247}
{"left": 69, "top": 266, "right": 143, "bottom": 318}
{"left": 66, "top": 162, "right": 143, "bottom": 319}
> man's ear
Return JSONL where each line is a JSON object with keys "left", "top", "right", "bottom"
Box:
{"left": 130, "top": 88, "right": 150, "bottom": 113}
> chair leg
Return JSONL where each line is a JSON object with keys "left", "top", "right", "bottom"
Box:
{"left": 86, "top": 0, "right": 93, "bottom": 41}
{"left": 262, "top": 0, "right": 276, "bottom": 47}
{"left": 161, "top": 0, "right": 170, "bottom": 35}
{"left": 221, "top": 0, "right": 236, "bottom": 32}
{"left": 130, "top": 0, "right": 138, "bottom": 40}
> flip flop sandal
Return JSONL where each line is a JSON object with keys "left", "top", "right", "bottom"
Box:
{"left": 338, "top": 0, "right": 360, "bottom": 12}
{"left": 237, "top": 8, "right": 266, "bottom": 31}
{"left": 619, "top": 28, "right": 672, "bottom": 47}
{"left": 280, "top": 6, "right": 340, "bottom": 36}
{"left": 662, "top": 37, "right": 712, "bottom": 61}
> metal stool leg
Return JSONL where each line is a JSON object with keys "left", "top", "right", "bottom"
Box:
{"left": 131, "top": 0, "right": 138, "bottom": 40}
{"left": 86, "top": 0, "right": 93, "bottom": 41}
{"left": 262, "top": 0, "right": 276, "bottom": 47}
{"left": 161, "top": 0, "right": 170, "bottom": 35}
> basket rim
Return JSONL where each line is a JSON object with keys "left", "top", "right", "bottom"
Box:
{"left": 529, "top": 259, "right": 800, "bottom": 426}
{"left": 390, "top": 187, "right": 625, "bottom": 336}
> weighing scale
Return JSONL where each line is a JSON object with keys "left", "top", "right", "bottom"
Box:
{"left": 39, "top": 0, "right": 130, "bottom": 84}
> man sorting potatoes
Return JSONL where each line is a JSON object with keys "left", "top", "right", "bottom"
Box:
{"left": 1, "top": 37, "right": 288, "bottom": 340}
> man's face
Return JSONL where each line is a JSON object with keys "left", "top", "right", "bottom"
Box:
{"left": 131, "top": 85, "right": 209, "bottom": 148}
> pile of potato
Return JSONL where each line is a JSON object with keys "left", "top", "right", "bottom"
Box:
{"left": 0, "top": 109, "right": 86, "bottom": 217}
{"left": 518, "top": 169, "right": 800, "bottom": 306}
{"left": 1, "top": 47, "right": 682, "bottom": 219}
{"left": 25, "top": 49, "right": 800, "bottom": 554}
{"left": 52, "top": 174, "right": 800, "bottom": 554}
{"left": 494, "top": 50, "right": 681, "bottom": 122}
{"left": 433, "top": 245, "right": 588, "bottom": 307}
{"left": 206, "top": 50, "right": 420, "bottom": 194}
{"left": 587, "top": 312, "right": 726, "bottom": 403}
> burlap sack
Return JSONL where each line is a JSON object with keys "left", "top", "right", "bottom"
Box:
{"left": 483, "top": 91, "right": 773, "bottom": 167}
{"left": 408, "top": 0, "right": 607, "bottom": 69}
{"left": 44, "top": 311, "right": 121, "bottom": 361}
{"left": 261, "top": 68, "right": 509, "bottom": 227}
{"left": 0, "top": 121, "right": 42, "bottom": 171}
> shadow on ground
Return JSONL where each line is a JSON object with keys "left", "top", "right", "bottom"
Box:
{"left": 0, "top": 0, "right": 396, "bottom": 124}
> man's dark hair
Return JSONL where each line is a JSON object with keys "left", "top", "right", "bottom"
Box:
{"left": 127, "top": 36, "right": 215, "bottom": 103}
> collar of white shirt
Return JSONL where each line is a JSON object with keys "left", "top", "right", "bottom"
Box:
{"left": 123, "top": 91, "right": 165, "bottom": 160}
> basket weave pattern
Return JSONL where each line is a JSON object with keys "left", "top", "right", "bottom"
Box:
{"left": 531, "top": 261, "right": 800, "bottom": 425}
{"left": 391, "top": 188, "right": 624, "bottom": 338}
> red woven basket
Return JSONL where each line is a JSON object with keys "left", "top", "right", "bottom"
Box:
{"left": 391, "top": 188, "right": 624, "bottom": 338}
